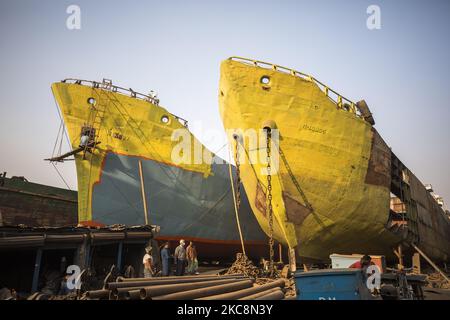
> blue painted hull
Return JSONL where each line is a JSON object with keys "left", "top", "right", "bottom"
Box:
{"left": 92, "top": 152, "right": 267, "bottom": 245}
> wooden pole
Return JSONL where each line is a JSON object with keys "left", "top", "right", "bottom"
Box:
{"left": 398, "top": 244, "right": 404, "bottom": 270}
{"left": 412, "top": 253, "right": 421, "bottom": 274}
{"left": 138, "top": 160, "right": 149, "bottom": 225}
{"left": 278, "top": 243, "right": 283, "bottom": 264}
{"left": 411, "top": 243, "right": 450, "bottom": 284}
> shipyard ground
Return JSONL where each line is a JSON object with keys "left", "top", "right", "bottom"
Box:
{"left": 1, "top": 223, "right": 450, "bottom": 300}
{"left": 424, "top": 288, "right": 450, "bottom": 300}
{"left": 1, "top": 176, "right": 449, "bottom": 300}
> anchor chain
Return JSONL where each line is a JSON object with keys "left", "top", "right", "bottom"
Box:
{"left": 234, "top": 137, "right": 241, "bottom": 210}
{"left": 266, "top": 129, "right": 275, "bottom": 276}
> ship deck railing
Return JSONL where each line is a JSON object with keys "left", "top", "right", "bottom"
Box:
{"left": 61, "top": 78, "right": 189, "bottom": 127}
{"left": 229, "top": 56, "right": 363, "bottom": 119}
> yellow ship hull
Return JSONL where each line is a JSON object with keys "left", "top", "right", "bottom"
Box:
{"left": 50, "top": 80, "right": 268, "bottom": 261}
{"left": 219, "top": 58, "right": 400, "bottom": 260}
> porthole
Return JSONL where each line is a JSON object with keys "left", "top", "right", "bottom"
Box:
{"left": 161, "top": 115, "right": 170, "bottom": 124}
{"left": 87, "top": 97, "right": 96, "bottom": 106}
{"left": 260, "top": 76, "right": 271, "bottom": 85}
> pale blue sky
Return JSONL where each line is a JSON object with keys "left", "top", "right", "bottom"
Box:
{"left": 0, "top": 0, "right": 449, "bottom": 206}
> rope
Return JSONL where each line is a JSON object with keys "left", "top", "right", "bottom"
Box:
{"left": 228, "top": 142, "right": 246, "bottom": 256}
{"left": 51, "top": 119, "right": 64, "bottom": 158}
{"left": 58, "top": 122, "right": 64, "bottom": 158}
{"left": 51, "top": 94, "right": 74, "bottom": 150}
{"left": 52, "top": 163, "right": 71, "bottom": 190}
{"left": 212, "top": 142, "right": 228, "bottom": 158}
{"left": 49, "top": 96, "right": 75, "bottom": 190}
{"left": 278, "top": 146, "right": 313, "bottom": 211}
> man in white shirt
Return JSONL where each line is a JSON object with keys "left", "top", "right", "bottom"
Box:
{"left": 174, "top": 240, "right": 186, "bottom": 276}
{"left": 142, "top": 246, "right": 154, "bottom": 278}
{"left": 80, "top": 133, "right": 90, "bottom": 148}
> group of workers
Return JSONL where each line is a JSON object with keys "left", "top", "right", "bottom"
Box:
{"left": 142, "top": 239, "right": 198, "bottom": 278}
{"left": 142, "top": 246, "right": 376, "bottom": 279}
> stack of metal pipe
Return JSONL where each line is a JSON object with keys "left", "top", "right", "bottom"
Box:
{"left": 84, "top": 274, "right": 286, "bottom": 300}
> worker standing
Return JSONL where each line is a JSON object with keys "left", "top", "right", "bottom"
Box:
{"left": 349, "top": 255, "right": 375, "bottom": 282}
{"left": 186, "top": 241, "right": 199, "bottom": 275}
{"left": 174, "top": 240, "right": 186, "bottom": 276}
{"left": 349, "top": 255, "right": 374, "bottom": 270}
{"left": 142, "top": 246, "right": 154, "bottom": 278}
{"left": 160, "top": 242, "right": 171, "bottom": 276}
{"left": 80, "top": 132, "right": 90, "bottom": 148}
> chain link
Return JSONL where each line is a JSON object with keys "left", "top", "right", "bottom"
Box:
{"left": 266, "top": 129, "right": 275, "bottom": 276}
{"left": 234, "top": 137, "right": 241, "bottom": 210}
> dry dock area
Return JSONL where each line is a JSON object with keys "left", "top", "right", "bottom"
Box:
{"left": 1, "top": 175, "right": 450, "bottom": 301}
{"left": 1, "top": 220, "right": 449, "bottom": 300}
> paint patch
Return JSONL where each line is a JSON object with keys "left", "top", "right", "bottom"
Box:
{"left": 365, "top": 128, "right": 391, "bottom": 188}
{"left": 255, "top": 182, "right": 267, "bottom": 217}
{"left": 283, "top": 192, "right": 312, "bottom": 225}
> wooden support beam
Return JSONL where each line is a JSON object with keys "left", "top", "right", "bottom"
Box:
{"left": 393, "top": 244, "right": 404, "bottom": 270}
{"left": 412, "top": 253, "right": 421, "bottom": 274}
{"left": 138, "top": 160, "right": 149, "bottom": 225}
{"left": 411, "top": 243, "right": 450, "bottom": 284}
{"left": 278, "top": 243, "right": 283, "bottom": 264}
{"left": 45, "top": 142, "right": 100, "bottom": 162}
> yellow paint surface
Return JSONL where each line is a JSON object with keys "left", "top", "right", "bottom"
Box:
{"left": 52, "top": 82, "right": 213, "bottom": 223}
{"left": 219, "top": 59, "right": 399, "bottom": 260}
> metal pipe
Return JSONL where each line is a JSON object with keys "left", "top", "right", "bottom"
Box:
{"left": 45, "top": 234, "right": 86, "bottom": 243}
{"left": 112, "top": 286, "right": 144, "bottom": 296}
{"left": 90, "top": 232, "right": 125, "bottom": 242}
{"left": 85, "top": 289, "right": 110, "bottom": 299}
{"left": 239, "top": 287, "right": 280, "bottom": 300}
{"left": 108, "top": 275, "right": 247, "bottom": 289}
{"left": 254, "top": 289, "right": 285, "bottom": 300}
{"left": 125, "top": 231, "right": 153, "bottom": 239}
{"left": 0, "top": 235, "right": 45, "bottom": 248}
{"left": 117, "top": 274, "right": 245, "bottom": 282}
{"left": 125, "top": 290, "right": 141, "bottom": 300}
{"left": 153, "top": 279, "right": 254, "bottom": 300}
{"left": 140, "top": 278, "right": 243, "bottom": 300}
{"left": 199, "top": 279, "right": 285, "bottom": 300}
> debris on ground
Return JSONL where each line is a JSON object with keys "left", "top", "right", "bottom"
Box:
{"left": 225, "top": 253, "right": 262, "bottom": 278}
{"left": 426, "top": 272, "right": 450, "bottom": 289}
{"left": 225, "top": 253, "right": 295, "bottom": 299}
